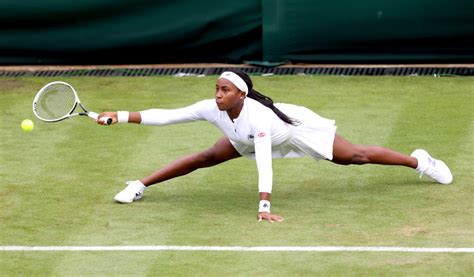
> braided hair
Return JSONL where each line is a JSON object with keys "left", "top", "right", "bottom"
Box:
{"left": 228, "top": 69, "right": 299, "bottom": 126}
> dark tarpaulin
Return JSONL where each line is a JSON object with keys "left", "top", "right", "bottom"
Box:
{"left": 262, "top": 0, "right": 474, "bottom": 63}
{"left": 0, "top": 0, "right": 262, "bottom": 64}
{"left": 1, "top": 0, "right": 473, "bottom": 64}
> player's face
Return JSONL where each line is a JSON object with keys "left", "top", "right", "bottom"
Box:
{"left": 215, "top": 78, "right": 245, "bottom": 112}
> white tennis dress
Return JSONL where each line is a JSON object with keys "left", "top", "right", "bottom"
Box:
{"left": 140, "top": 98, "right": 337, "bottom": 193}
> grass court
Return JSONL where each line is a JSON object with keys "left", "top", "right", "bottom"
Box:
{"left": 0, "top": 75, "right": 473, "bottom": 275}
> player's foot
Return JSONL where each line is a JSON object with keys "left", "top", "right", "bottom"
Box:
{"left": 114, "top": 180, "right": 146, "bottom": 203}
{"left": 411, "top": 149, "right": 453, "bottom": 184}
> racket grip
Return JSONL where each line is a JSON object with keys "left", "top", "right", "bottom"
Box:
{"left": 88, "top": 111, "right": 99, "bottom": 120}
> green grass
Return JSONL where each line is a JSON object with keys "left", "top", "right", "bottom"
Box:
{"left": 0, "top": 76, "right": 473, "bottom": 276}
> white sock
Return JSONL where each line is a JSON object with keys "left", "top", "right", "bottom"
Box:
{"left": 135, "top": 180, "right": 146, "bottom": 189}
{"left": 128, "top": 180, "right": 146, "bottom": 190}
{"left": 414, "top": 156, "right": 426, "bottom": 172}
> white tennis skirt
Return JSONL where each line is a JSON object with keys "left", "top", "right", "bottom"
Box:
{"left": 276, "top": 103, "right": 337, "bottom": 161}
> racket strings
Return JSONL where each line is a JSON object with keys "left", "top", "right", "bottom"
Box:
{"left": 35, "top": 84, "right": 77, "bottom": 120}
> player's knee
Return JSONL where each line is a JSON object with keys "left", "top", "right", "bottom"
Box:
{"left": 194, "top": 149, "right": 217, "bottom": 168}
{"left": 350, "top": 147, "right": 371, "bottom": 164}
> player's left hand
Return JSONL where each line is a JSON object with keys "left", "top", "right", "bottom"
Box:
{"left": 257, "top": 212, "right": 284, "bottom": 223}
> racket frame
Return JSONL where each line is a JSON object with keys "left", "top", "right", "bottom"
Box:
{"left": 32, "top": 81, "right": 100, "bottom": 122}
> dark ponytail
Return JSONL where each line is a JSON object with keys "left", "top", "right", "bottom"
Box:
{"left": 229, "top": 69, "right": 300, "bottom": 126}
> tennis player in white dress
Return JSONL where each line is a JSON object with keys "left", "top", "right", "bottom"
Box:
{"left": 98, "top": 70, "right": 453, "bottom": 222}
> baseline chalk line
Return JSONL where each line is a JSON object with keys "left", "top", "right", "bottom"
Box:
{"left": 1, "top": 246, "right": 473, "bottom": 253}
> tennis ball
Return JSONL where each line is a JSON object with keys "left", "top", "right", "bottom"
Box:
{"left": 21, "top": 119, "right": 34, "bottom": 133}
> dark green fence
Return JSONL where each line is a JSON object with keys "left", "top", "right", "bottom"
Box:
{"left": 262, "top": 0, "right": 474, "bottom": 63}
{"left": 1, "top": 0, "right": 473, "bottom": 64}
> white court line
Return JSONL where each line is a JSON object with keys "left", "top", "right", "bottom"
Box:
{"left": 1, "top": 246, "right": 473, "bottom": 253}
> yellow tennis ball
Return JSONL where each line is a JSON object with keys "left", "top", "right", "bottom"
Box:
{"left": 21, "top": 119, "right": 34, "bottom": 133}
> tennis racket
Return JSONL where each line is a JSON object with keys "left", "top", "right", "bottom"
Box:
{"left": 32, "top": 81, "right": 112, "bottom": 124}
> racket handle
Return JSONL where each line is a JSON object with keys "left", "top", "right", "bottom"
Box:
{"left": 88, "top": 112, "right": 112, "bottom": 125}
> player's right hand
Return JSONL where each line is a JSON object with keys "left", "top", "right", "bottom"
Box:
{"left": 97, "top": 112, "right": 118, "bottom": 125}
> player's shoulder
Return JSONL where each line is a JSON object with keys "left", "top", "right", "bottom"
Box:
{"left": 246, "top": 97, "right": 270, "bottom": 111}
{"left": 244, "top": 98, "right": 276, "bottom": 125}
{"left": 189, "top": 99, "right": 220, "bottom": 120}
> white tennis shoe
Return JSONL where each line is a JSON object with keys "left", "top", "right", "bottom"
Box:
{"left": 411, "top": 149, "right": 453, "bottom": 184}
{"left": 114, "top": 180, "right": 146, "bottom": 203}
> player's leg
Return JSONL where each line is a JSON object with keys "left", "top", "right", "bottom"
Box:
{"left": 140, "top": 136, "right": 241, "bottom": 186}
{"left": 331, "top": 134, "right": 417, "bottom": 167}
{"left": 330, "top": 134, "right": 452, "bottom": 184}
{"left": 114, "top": 137, "right": 241, "bottom": 203}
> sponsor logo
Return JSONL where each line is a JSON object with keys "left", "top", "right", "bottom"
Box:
{"left": 258, "top": 132, "right": 266, "bottom": 137}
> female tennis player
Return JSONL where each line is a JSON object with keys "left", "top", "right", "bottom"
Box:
{"left": 98, "top": 70, "right": 453, "bottom": 222}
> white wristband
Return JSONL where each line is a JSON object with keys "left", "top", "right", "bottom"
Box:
{"left": 117, "top": 111, "right": 129, "bottom": 123}
{"left": 258, "top": 200, "right": 271, "bottom": 213}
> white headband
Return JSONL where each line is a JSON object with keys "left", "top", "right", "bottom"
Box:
{"left": 219, "top": 71, "right": 249, "bottom": 95}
